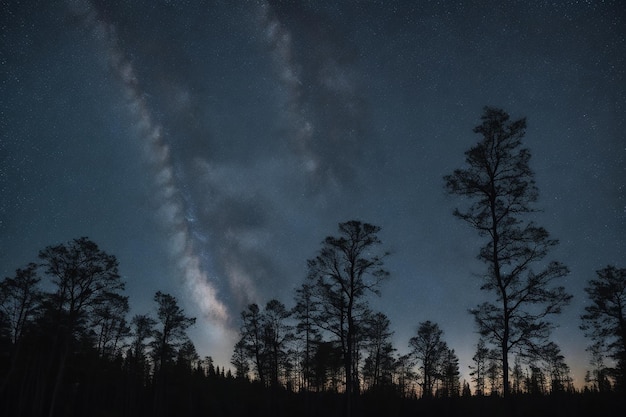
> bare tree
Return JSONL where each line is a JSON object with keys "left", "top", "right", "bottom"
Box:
{"left": 307, "top": 220, "right": 389, "bottom": 416}
{"left": 444, "top": 107, "right": 572, "bottom": 396}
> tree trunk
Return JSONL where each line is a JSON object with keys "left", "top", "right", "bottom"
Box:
{"left": 501, "top": 339, "right": 509, "bottom": 397}
{"left": 48, "top": 342, "right": 69, "bottom": 417}
{"left": 345, "top": 331, "right": 352, "bottom": 417}
{"left": 491, "top": 186, "right": 510, "bottom": 398}
{"left": 0, "top": 337, "right": 23, "bottom": 397}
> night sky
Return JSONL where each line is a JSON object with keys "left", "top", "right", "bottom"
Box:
{"left": 2, "top": 0, "right": 624, "bottom": 387}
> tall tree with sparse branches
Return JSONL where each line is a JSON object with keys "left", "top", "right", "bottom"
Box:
{"left": 444, "top": 107, "right": 572, "bottom": 397}
{"left": 307, "top": 220, "right": 389, "bottom": 417}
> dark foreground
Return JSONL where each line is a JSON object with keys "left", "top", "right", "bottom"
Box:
{"left": 2, "top": 374, "right": 625, "bottom": 417}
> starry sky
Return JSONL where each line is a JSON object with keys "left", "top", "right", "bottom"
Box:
{"left": 1, "top": 0, "right": 624, "bottom": 387}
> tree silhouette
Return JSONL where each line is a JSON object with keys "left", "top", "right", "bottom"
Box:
{"left": 235, "top": 300, "right": 294, "bottom": 389}
{"left": 469, "top": 339, "right": 489, "bottom": 396}
{"left": 394, "top": 353, "right": 416, "bottom": 398}
{"left": 584, "top": 342, "right": 612, "bottom": 392}
{"left": 525, "top": 363, "right": 546, "bottom": 395}
{"left": 238, "top": 303, "right": 269, "bottom": 386}
{"left": 439, "top": 348, "right": 461, "bottom": 397}
{"left": 511, "top": 355, "right": 524, "bottom": 394}
{"left": 130, "top": 314, "right": 156, "bottom": 364}
{"left": 1, "top": 233, "right": 614, "bottom": 416}
{"left": 0, "top": 263, "right": 41, "bottom": 346}
{"left": 231, "top": 339, "right": 251, "bottom": 379}
{"left": 409, "top": 320, "right": 448, "bottom": 398}
{"left": 263, "top": 299, "right": 293, "bottom": 388}
{"left": 444, "top": 107, "right": 572, "bottom": 397}
{"left": 0, "top": 263, "right": 42, "bottom": 397}
{"left": 124, "top": 313, "right": 156, "bottom": 413}
{"left": 38, "top": 237, "right": 124, "bottom": 417}
{"left": 462, "top": 381, "right": 472, "bottom": 397}
{"left": 486, "top": 349, "right": 502, "bottom": 395}
{"left": 307, "top": 220, "right": 389, "bottom": 416}
{"left": 151, "top": 291, "right": 196, "bottom": 373}
{"left": 581, "top": 265, "right": 626, "bottom": 391}
{"left": 176, "top": 339, "right": 199, "bottom": 370}
{"left": 362, "top": 312, "right": 395, "bottom": 390}
{"left": 310, "top": 340, "right": 343, "bottom": 392}
{"left": 541, "top": 342, "right": 573, "bottom": 393}
{"left": 293, "top": 283, "right": 320, "bottom": 391}
{"left": 91, "top": 292, "right": 130, "bottom": 359}
{"left": 151, "top": 291, "right": 196, "bottom": 416}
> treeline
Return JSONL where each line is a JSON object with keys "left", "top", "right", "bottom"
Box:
{"left": 1, "top": 235, "right": 624, "bottom": 417}
{"left": 229, "top": 222, "right": 625, "bottom": 402}
{"left": 225, "top": 108, "right": 626, "bottom": 415}
{"left": 0, "top": 237, "right": 211, "bottom": 416}
{"left": 230, "top": 221, "right": 467, "bottom": 403}
{"left": 2, "top": 107, "right": 625, "bottom": 416}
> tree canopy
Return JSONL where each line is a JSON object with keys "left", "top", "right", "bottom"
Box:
{"left": 581, "top": 265, "right": 626, "bottom": 391}
{"left": 444, "top": 107, "right": 572, "bottom": 396}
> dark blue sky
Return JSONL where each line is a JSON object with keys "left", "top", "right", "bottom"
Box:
{"left": 2, "top": 0, "right": 624, "bottom": 386}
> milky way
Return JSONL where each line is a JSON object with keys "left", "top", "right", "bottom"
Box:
{"left": 60, "top": 0, "right": 378, "bottom": 348}
{"left": 63, "top": 0, "right": 236, "bottom": 355}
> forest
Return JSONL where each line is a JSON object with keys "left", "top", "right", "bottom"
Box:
{"left": 1, "top": 108, "right": 624, "bottom": 417}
